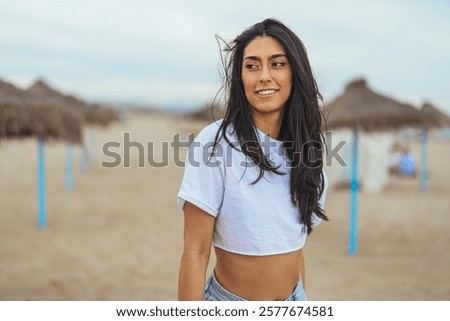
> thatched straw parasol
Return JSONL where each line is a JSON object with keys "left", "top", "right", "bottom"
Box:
{"left": 86, "top": 103, "right": 121, "bottom": 127}
{"left": 420, "top": 102, "right": 450, "bottom": 128}
{"left": 0, "top": 90, "right": 83, "bottom": 228}
{"left": 25, "top": 79, "right": 120, "bottom": 173}
{"left": 1, "top": 78, "right": 121, "bottom": 127}
{"left": 324, "top": 78, "right": 423, "bottom": 131}
{"left": 323, "top": 78, "right": 425, "bottom": 256}
{"left": 415, "top": 102, "right": 450, "bottom": 192}
{"left": 0, "top": 79, "right": 25, "bottom": 103}
{"left": 25, "top": 79, "right": 120, "bottom": 128}
{"left": 0, "top": 101, "right": 83, "bottom": 144}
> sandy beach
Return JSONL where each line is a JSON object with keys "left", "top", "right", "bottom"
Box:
{"left": 1, "top": 112, "right": 449, "bottom": 300}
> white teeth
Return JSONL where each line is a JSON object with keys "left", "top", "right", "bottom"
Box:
{"left": 257, "top": 89, "right": 276, "bottom": 95}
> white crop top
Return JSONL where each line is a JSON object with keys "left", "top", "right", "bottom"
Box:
{"left": 177, "top": 120, "right": 328, "bottom": 256}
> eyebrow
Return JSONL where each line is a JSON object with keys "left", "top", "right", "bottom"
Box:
{"left": 243, "top": 53, "right": 287, "bottom": 61}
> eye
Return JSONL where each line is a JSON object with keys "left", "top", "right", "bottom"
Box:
{"left": 272, "top": 61, "right": 286, "bottom": 68}
{"left": 245, "top": 63, "right": 259, "bottom": 70}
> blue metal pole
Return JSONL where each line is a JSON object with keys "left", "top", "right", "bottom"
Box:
{"left": 37, "top": 139, "right": 46, "bottom": 228}
{"left": 66, "top": 145, "right": 73, "bottom": 191}
{"left": 348, "top": 128, "right": 359, "bottom": 256}
{"left": 91, "top": 130, "right": 96, "bottom": 162}
{"left": 420, "top": 129, "right": 428, "bottom": 192}
{"left": 80, "top": 147, "right": 88, "bottom": 173}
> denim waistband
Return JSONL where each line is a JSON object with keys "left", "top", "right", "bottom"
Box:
{"left": 204, "top": 272, "right": 306, "bottom": 301}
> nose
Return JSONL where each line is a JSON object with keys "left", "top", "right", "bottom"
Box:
{"left": 259, "top": 65, "right": 272, "bottom": 83}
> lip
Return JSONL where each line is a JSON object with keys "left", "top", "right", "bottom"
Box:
{"left": 254, "top": 88, "right": 279, "bottom": 96}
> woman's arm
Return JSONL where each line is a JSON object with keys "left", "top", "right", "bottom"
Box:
{"left": 178, "top": 201, "right": 216, "bottom": 300}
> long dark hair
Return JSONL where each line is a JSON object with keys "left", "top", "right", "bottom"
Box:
{"left": 213, "top": 18, "right": 327, "bottom": 234}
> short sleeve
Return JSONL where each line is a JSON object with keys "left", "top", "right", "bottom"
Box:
{"left": 311, "top": 170, "right": 329, "bottom": 226}
{"left": 176, "top": 125, "right": 225, "bottom": 217}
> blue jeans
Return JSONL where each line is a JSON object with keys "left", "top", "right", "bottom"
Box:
{"left": 204, "top": 272, "right": 307, "bottom": 301}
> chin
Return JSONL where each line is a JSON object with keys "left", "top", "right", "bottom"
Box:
{"left": 251, "top": 103, "right": 284, "bottom": 114}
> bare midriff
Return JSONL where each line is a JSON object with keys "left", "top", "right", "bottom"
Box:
{"left": 213, "top": 247, "right": 305, "bottom": 301}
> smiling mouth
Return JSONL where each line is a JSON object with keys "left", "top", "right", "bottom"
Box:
{"left": 255, "top": 89, "right": 278, "bottom": 96}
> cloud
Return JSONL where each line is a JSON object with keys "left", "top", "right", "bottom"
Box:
{"left": 1, "top": 0, "right": 449, "bottom": 113}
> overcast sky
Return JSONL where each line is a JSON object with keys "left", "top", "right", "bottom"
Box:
{"left": 1, "top": 0, "right": 449, "bottom": 113}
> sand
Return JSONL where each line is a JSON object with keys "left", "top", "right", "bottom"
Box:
{"left": 0, "top": 113, "right": 449, "bottom": 300}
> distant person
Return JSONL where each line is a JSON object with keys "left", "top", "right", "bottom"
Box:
{"left": 388, "top": 141, "right": 405, "bottom": 175}
{"left": 388, "top": 152, "right": 401, "bottom": 175}
{"left": 399, "top": 149, "right": 417, "bottom": 177}
{"left": 177, "top": 19, "right": 328, "bottom": 301}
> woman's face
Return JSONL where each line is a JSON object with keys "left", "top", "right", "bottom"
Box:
{"left": 241, "top": 36, "right": 292, "bottom": 122}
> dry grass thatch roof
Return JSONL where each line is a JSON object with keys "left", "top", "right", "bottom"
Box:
{"left": 0, "top": 79, "right": 25, "bottom": 103}
{"left": 420, "top": 102, "right": 450, "bottom": 128}
{"left": 24, "top": 79, "right": 121, "bottom": 127}
{"left": 84, "top": 103, "right": 121, "bottom": 127}
{"left": 1, "top": 78, "right": 120, "bottom": 128}
{"left": 324, "top": 78, "right": 423, "bottom": 131}
{"left": 0, "top": 101, "right": 83, "bottom": 144}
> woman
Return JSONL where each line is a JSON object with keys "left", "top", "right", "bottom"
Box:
{"left": 177, "top": 18, "right": 328, "bottom": 301}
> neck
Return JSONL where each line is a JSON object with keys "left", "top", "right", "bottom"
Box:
{"left": 251, "top": 112, "right": 283, "bottom": 140}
